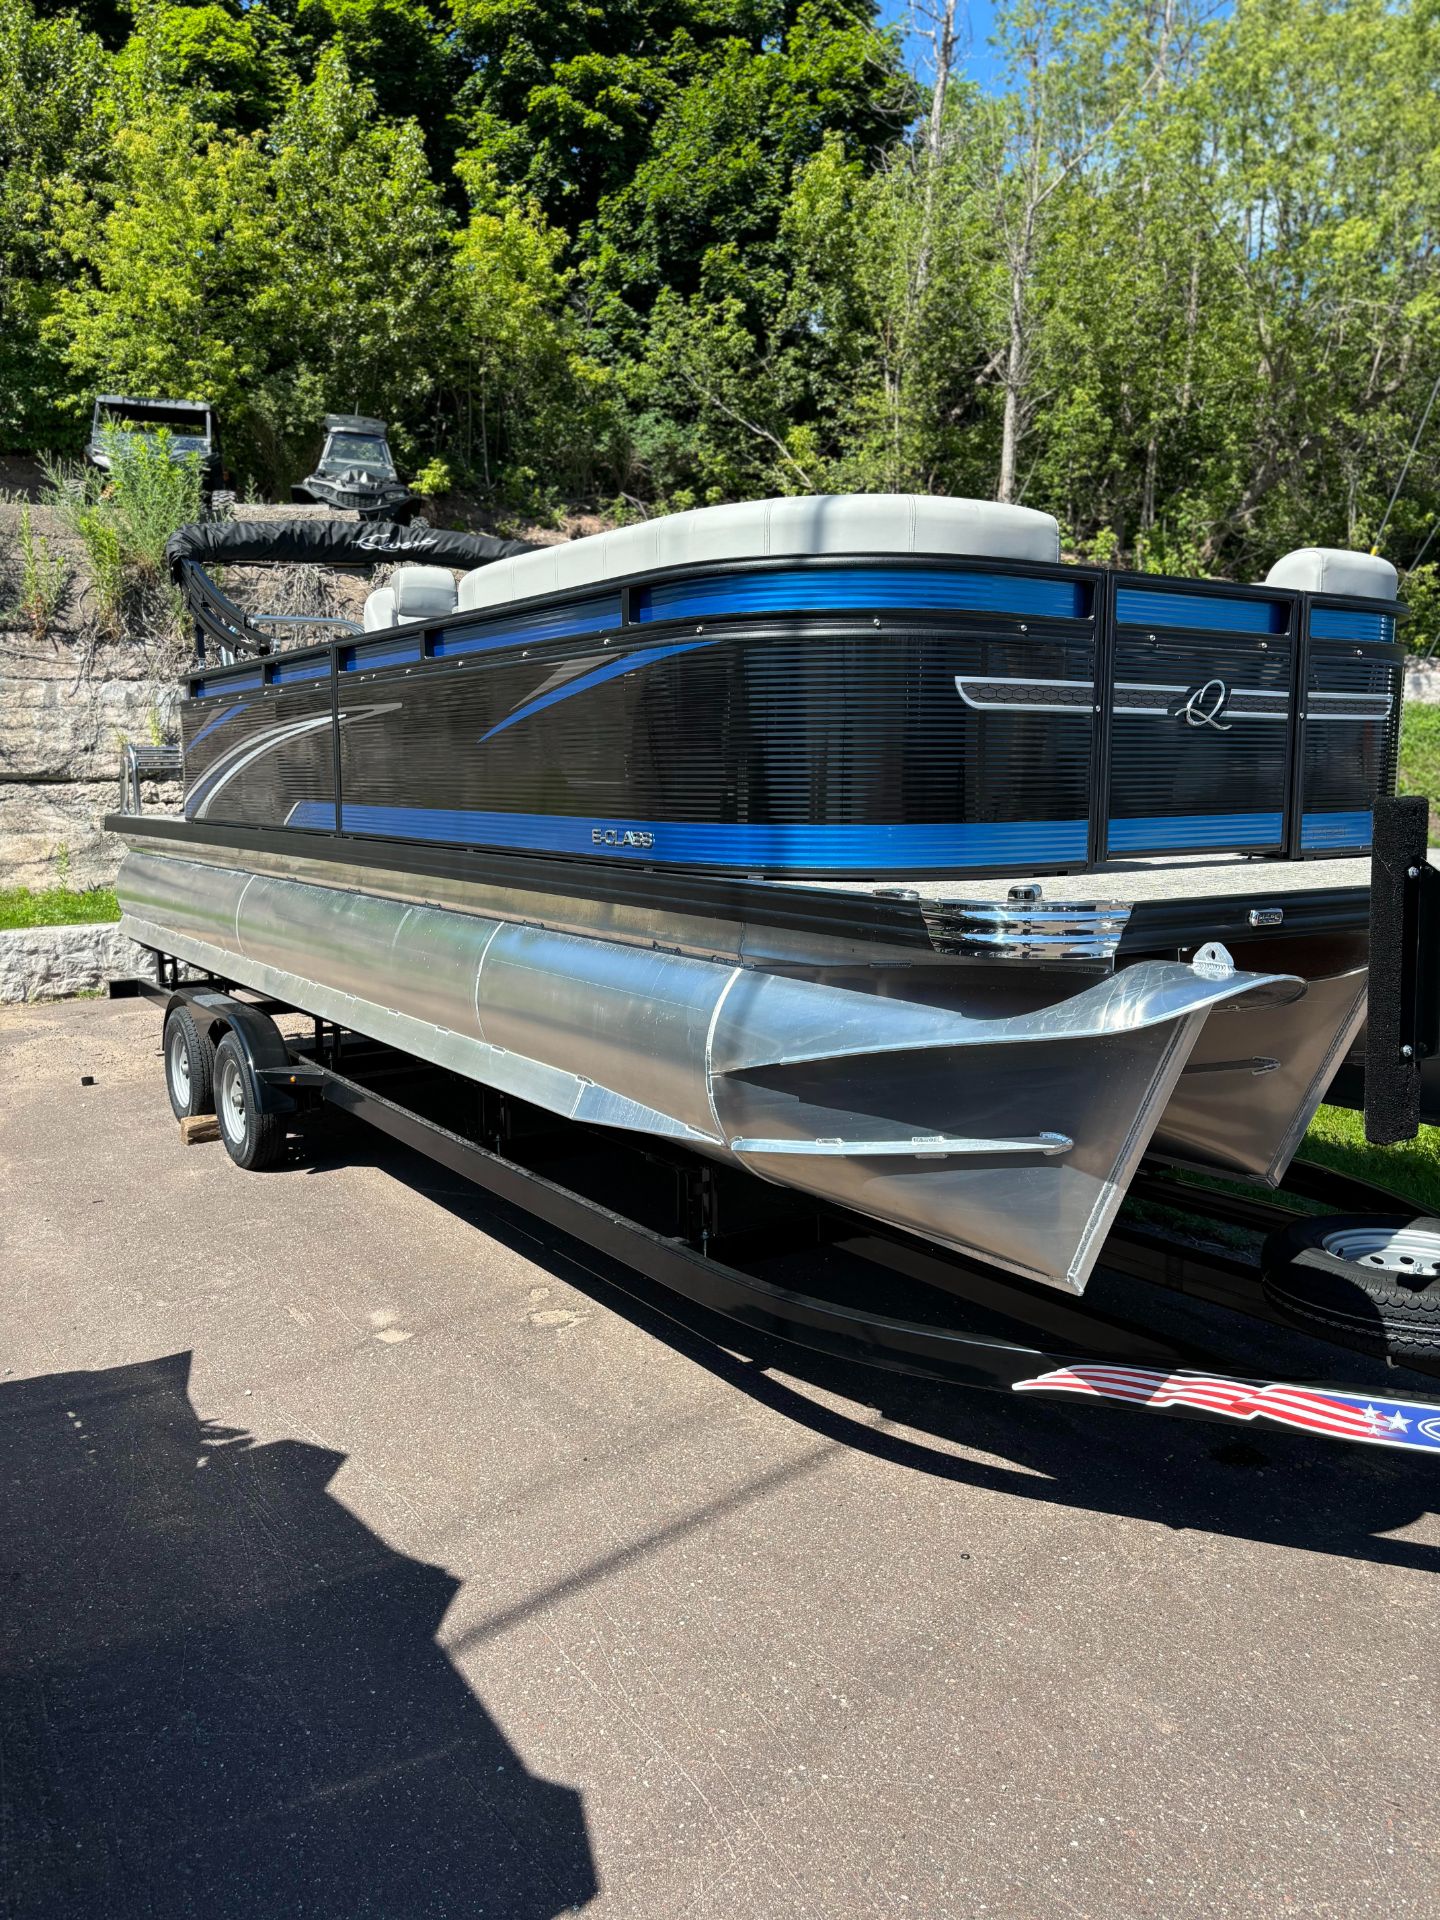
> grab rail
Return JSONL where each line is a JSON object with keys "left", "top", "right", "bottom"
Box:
{"left": 174, "top": 557, "right": 269, "bottom": 662}
{"left": 119, "top": 741, "right": 183, "bottom": 814}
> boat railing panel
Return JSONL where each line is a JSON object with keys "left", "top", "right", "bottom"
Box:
{"left": 171, "top": 548, "right": 1407, "bottom": 876}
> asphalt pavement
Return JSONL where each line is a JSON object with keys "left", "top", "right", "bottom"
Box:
{"left": 2, "top": 995, "right": 1437, "bottom": 1918}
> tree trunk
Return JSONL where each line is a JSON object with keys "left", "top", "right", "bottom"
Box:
{"left": 915, "top": 0, "right": 958, "bottom": 297}
{"left": 998, "top": 257, "right": 1027, "bottom": 503}
{"left": 1141, "top": 431, "right": 1159, "bottom": 532}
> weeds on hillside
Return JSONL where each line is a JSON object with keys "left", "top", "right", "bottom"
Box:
{"left": 3, "top": 504, "right": 70, "bottom": 640}
{"left": 222, "top": 558, "right": 364, "bottom": 648}
{"left": 0, "top": 884, "right": 120, "bottom": 930}
{"left": 44, "top": 429, "right": 203, "bottom": 640}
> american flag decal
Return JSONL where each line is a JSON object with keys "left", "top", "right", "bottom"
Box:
{"left": 1012, "top": 1363, "right": 1440, "bottom": 1454}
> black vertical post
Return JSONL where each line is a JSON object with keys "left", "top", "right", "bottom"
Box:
{"left": 1086, "top": 572, "right": 1117, "bottom": 870}
{"left": 1365, "top": 795, "right": 1431, "bottom": 1143}
{"left": 329, "top": 647, "right": 343, "bottom": 836}
{"left": 1282, "top": 597, "right": 1309, "bottom": 860}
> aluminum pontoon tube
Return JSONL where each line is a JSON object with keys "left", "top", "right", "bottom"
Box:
{"left": 118, "top": 851, "right": 1302, "bottom": 1294}
{"left": 1149, "top": 966, "right": 1369, "bottom": 1183}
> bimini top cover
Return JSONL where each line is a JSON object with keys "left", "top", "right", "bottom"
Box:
{"left": 1264, "top": 547, "right": 1400, "bottom": 600}
{"left": 456, "top": 494, "right": 1061, "bottom": 615}
{"left": 166, "top": 517, "right": 533, "bottom": 580}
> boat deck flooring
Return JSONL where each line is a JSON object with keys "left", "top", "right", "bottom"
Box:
{"left": 779, "top": 852, "right": 1370, "bottom": 906}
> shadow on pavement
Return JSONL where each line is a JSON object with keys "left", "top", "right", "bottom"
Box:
{"left": 0, "top": 1352, "right": 596, "bottom": 1920}
{"left": 333, "top": 1137, "right": 1440, "bottom": 1580}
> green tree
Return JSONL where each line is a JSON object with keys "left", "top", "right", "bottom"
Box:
{"left": 1176, "top": 0, "right": 1440, "bottom": 567}
{"left": 444, "top": 163, "right": 618, "bottom": 502}
{"left": 261, "top": 48, "right": 455, "bottom": 466}
{"left": 285, "top": 0, "right": 464, "bottom": 158}
{"left": 50, "top": 103, "right": 278, "bottom": 452}
{"left": 26, "top": 0, "right": 131, "bottom": 52}
{"left": 0, "top": 0, "right": 110, "bottom": 447}
{"left": 578, "top": 1, "right": 916, "bottom": 501}
{"left": 588, "top": 3, "right": 914, "bottom": 309}
{"left": 112, "top": 1, "right": 287, "bottom": 131}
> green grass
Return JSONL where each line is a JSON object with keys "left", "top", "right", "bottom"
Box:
{"left": 1127, "top": 1103, "right": 1440, "bottom": 1231}
{"left": 0, "top": 885, "right": 119, "bottom": 931}
{"left": 1297, "top": 1103, "right": 1440, "bottom": 1212}
{"left": 1398, "top": 701, "right": 1440, "bottom": 843}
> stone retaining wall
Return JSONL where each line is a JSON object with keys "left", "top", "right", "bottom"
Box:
{"left": 0, "top": 923, "right": 149, "bottom": 1003}
{"left": 0, "top": 498, "right": 181, "bottom": 891}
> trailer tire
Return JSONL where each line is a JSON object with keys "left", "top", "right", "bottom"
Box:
{"left": 164, "top": 1006, "right": 215, "bottom": 1120}
{"left": 1261, "top": 1214, "right": 1440, "bottom": 1358}
{"left": 214, "top": 1031, "right": 286, "bottom": 1171}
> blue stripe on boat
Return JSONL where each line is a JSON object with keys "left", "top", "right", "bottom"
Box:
{"left": 636, "top": 569, "right": 1087, "bottom": 623}
{"left": 1115, "top": 588, "right": 1287, "bottom": 634}
{"left": 344, "top": 642, "right": 422, "bottom": 671}
{"left": 270, "top": 658, "right": 330, "bottom": 685}
{"left": 1309, "top": 608, "right": 1395, "bottom": 643}
{"left": 188, "top": 700, "right": 251, "bottom": 746}
{"left": 479, "top": 640, "right": 716, "bottom": 740}
{"left": 287, "top": 803, "right": 1088, "bottom": 869}
{"left": 1301, "top": 809, "right": 1372, "bottom": 849}
{"left": 434, "top": 596, "right": 624, "bottom": 658}
{"left": 1108, "top": 812, "right": 1283, "bottom": 852}
{"left": 194, "top": 672, "right": 263, "bottom": 697}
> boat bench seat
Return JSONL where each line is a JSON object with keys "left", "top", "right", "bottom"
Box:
{"left": 1264, "top": 548, "right": 1399, "bottom": 599}
{"left": 363, "top": 564, "right": 458, "bottom": 632}
{"left": 456, "top": 494, "right": 1061, "bottom": 617}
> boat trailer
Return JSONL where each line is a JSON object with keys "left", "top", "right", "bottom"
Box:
{"left": 115, "top": 958, "right": 1440, "bottom": 1460}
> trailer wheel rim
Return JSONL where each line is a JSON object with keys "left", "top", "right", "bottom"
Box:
{"left": 168, "top": 1029, "right": 190, "bottom": 1104}
{"left": 220, "top": 1056, "right": 246, "bottom": 1142}
{"left": 1319, "top": 1224, "right": 1440, "bottom": 1278}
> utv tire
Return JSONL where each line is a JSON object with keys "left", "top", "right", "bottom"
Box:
{"left": 164, "top": 1006, "right": 215, "bottom": 1120}
{"left": 213, "top": 1031, "right": 286, "bottom": 1171}
{"left": 1261, "top": 1213, "right": 1440, "bottom": 1358}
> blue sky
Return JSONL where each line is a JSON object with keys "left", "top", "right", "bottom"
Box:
{"left": 881, "top": 0, "right": 1008, "bottom": 94}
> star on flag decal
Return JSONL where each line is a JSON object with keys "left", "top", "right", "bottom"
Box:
{"left": 1011, "top": 1363, "right": 1440, "bottom": 1452}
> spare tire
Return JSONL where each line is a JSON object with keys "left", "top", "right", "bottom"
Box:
{"left": 1262, "top": 1214, "right": 1440, "bottom": 1358}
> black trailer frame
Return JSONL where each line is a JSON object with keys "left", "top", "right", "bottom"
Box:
{"left": 116, "top": 964, "right": 1440, "bottom": 1459}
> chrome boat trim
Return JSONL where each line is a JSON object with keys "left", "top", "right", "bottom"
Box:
{"left": 918, "top": 897, "right": 1132, "bottom": 961}
{"left": 728, "top": 1131, "right": 1074, "bottom": 1159}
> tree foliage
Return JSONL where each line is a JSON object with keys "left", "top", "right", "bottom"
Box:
{"left": 0, "top": 0, "right": 1436, "bottom": 586}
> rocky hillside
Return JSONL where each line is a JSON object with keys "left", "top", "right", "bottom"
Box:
{"left": 0, "top": 490, "right": 385, "bottom": 887}
{"left": 0, "top": 484, "right": 590, "bottom": 893}
{"left": 0, "top": 498, "right": 181, "bottom": 889}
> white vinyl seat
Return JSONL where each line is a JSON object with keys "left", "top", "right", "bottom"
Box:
{"left": 362, "top": 564, "right": 458, "bottom": 632}
{"left": 1264, "top": 548, "right": 1399, "bottom": 600}
{"left": 362, "top": 586, "right": 395, "bottom": 631}
{"left": 456, "top": 494, "right": 1061, "bottom": 615}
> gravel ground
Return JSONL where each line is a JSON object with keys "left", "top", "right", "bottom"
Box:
{"left": 2, "top": 995, "right": 1437, "bottom": 1920}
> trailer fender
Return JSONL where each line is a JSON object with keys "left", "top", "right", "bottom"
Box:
{"left": 163, "top": 988, "right": 299, "bottom": 1115}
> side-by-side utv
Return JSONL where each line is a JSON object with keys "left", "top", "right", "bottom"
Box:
{"left": 290, "top": 415, "right": 417, "bottom": 522}
{"left": 86, "top": 395, "right": 231, "bottom": 509}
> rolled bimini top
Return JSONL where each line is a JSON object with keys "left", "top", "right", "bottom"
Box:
{"left": 165, "top": 517, "right": 533, "bottom": 576}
